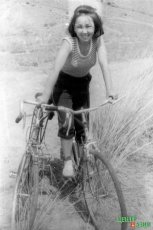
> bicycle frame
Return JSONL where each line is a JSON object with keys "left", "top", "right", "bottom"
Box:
{"left": 16, "top": 98, "right": 119, "bottom": 161}
{"left": 79, "top": 110, "right": 99, "bottom": 155}
{"left": 14, "top": 97, "right": 127, "bottom": 230}
{"left": 28, "top": 107, "right": 48, "bottom": 144}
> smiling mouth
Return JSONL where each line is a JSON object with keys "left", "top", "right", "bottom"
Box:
{"left": 81, "top": 35, "right": 90, "bottom": 39}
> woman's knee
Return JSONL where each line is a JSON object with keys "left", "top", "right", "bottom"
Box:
{"left": 58, "top": 112, "right": 75, "bottom": 139}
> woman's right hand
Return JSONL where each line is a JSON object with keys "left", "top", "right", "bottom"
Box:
{"left": 35, "top": 92, "right": 48, "bottom": 105}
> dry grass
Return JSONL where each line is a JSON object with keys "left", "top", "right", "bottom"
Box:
{"left": 90, "top": 59, "right": 153, "bottom": 221}
{"left": 32, "top": 191, "right": 93, "bottom": 230}
{"left": 31, "top": 161, "right": 93, "bottom": 230}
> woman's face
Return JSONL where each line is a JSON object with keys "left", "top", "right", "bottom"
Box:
{"left": 74, "top": 15, "right": 95, "bottom": 42}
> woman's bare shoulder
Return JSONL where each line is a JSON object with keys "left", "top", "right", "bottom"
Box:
{"left": 62, "top": 34, "right": 73, "bottom": 51}
{"left": 96, "top": 35, "right": 105, "bottom": 49}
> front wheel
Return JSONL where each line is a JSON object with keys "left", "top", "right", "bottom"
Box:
{"left": 83, "top": 150, "right": 127, "bottom": 230}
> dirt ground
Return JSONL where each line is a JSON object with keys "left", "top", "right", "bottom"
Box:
{"left": 1, "top": 0, "right": 153, "bottom": 229}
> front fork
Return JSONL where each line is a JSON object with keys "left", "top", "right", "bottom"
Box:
{"left": 84, "top": 139, "right": 99, "bottom": 159}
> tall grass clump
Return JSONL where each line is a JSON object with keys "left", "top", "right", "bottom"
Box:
{"left": 32, "top": 180, "right": 91, "bottom": 230}
{"left": 90, "top": 60, "right": 153, "bottom": 221}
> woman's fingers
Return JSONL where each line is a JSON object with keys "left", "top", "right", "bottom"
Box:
{"left": 108, "top": 94, "right": 118, "bottom": 100}
{"left": 35, "top": 92, "right": 43, "bottom": 100}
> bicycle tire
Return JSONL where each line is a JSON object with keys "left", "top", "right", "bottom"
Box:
{"left": 12, "top": 107, "right": 45, "bottom": 230}
{"left": 83, "top": 150, "right": 127, "bottom": 230}
{"left": 70, "top": 141, "right": 94, "bottom": 225}
{"left": 11, "top": 151, "right": 39, "bottom": 230}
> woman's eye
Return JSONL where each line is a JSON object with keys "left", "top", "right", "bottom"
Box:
{"left": 75, "top": 26, "right": 82, "bottom": 29}
{"left": 75, "top": 25, "right": 93, "bottom": 29}
{"left": 86, "top": 25, "right": 94, "bottom": 29}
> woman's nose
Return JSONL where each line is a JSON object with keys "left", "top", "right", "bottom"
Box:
{"left": 82, "top": 27, "right": 88, "bottom": 33}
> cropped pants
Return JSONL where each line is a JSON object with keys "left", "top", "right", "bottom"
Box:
{"left": 52, "top": 71, "right": 91, "bottom": 143}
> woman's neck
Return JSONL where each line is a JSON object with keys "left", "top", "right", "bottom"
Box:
{"left": 77, "top": 38, "right": 91, "bottom": 46}
{"left": 77, "top": 38, "right": 92, "bottom": 56}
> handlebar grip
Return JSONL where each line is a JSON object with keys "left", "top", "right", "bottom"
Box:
{"left": 15, "top": 113, "right": 23, "bottom": 123}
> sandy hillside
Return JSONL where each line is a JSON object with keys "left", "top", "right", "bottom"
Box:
{"left": 0, "top": 0, "right": 153, "bottom": 229}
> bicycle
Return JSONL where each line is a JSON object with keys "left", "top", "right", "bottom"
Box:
{"left": 12, "top": 98, "right": 127, "bottom": 230}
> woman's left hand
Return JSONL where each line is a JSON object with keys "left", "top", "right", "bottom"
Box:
{"left": 108, "top": 94, "right": 118, "bottom": 100}
{"left": 107, "top": 92, "right": 118, "bottom": 102}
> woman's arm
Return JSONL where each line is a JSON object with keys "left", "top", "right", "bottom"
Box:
{"left": 97, "top": 36, "right": 117, "bottom": 99}
{"left": 40, "top": 39, "right": 71, "bottom": 103}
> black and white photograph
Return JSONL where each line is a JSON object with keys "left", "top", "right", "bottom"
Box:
{"left": 0, "top": 0, "right": 153, "bottom": 229}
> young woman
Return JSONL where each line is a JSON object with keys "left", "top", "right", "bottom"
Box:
{"left": 38, "top": 5, "right": 117, "bottom": 177}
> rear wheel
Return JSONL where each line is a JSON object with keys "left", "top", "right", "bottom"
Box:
{"left": 12, "top": 107, "right": 43, "bottom": 230}
{"left": 83, "top": 150, "right": 127, "bottom": 230}
{"left": 11, "top": 152, "right": 39, "bottom": 230}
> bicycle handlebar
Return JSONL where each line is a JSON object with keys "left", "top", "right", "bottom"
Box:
{"left": 15, "top": 96, "right": 124, "bottom": 123}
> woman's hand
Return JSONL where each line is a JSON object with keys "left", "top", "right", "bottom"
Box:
{"left": 35, "top": 92, "right": 49, "bottom": 105}
{"left": 108, "top": 93, "right": 118, "bottom": 100}
{"left": 107, "top": 91, "right": 118, "bottom": 102}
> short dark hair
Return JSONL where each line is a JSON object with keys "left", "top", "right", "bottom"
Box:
{"left": 68, "top": 5, "right": 104, "bottom": 38}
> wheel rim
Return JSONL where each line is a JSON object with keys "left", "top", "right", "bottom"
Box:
{"left": 12, "top": 154, "right": 38, "bottom": 230}
{"left": 83, "top": 154, "right": 127, "bottom": 230}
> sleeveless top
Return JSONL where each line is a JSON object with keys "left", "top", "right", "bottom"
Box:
{"left": 62, "top": 35, "right": 98, "bottom": 77}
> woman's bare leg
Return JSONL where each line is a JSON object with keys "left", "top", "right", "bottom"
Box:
{"left": 61, "top": 138, "right": 73, "bottom": 159}
{"left": 61, "top": 138, "right": 74, "bottom": 177}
